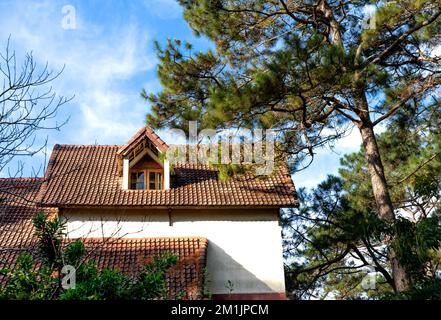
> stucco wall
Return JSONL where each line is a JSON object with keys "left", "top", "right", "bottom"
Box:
{"left": 60, "top": 208, "right": 286, "bottom": 295}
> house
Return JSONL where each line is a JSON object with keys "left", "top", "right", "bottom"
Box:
{"left": 0, "top": 126, "right": 298, "bottom": 299}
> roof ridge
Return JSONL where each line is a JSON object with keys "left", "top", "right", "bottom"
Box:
{"left": 0, "top": 177, "right": 44, "bottom": 181}
{"left": 75, "top": 236, "right": 208, "bottom": 241}
{"left": 56, "top": 144, "right": 120, "bottom": 148}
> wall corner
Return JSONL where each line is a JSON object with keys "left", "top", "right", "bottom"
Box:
{"left": 122, "top": 158, "right": 129, "bottom": 190}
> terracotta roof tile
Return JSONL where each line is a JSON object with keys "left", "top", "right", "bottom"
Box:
{"left": 80, "top": 237, "right": 207, "bottom": 299}
{"left": 37, "top": 145, "right": 298, "bottom": 207}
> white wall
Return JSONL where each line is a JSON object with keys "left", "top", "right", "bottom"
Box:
{"left": 61, "top": 208, "right": 286, "bottom": 295}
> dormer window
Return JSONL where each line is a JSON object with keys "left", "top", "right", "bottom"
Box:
{"left": 118, "top": 126, "right": 170, "bottom": 191}
{"left": 130, "top": 169, "right": 163, "bottom": 190}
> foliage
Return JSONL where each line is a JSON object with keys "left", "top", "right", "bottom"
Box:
{"left": 391, "top": 217, "right": 441, "bottom": 287}
{"left": 60, "top": 251, "right": 178, "bottom": 300}
{"left": 59, "top": 262, "right": 129, "bottom": 300}
{"left": 32, "top": 212, "right": 65, "bottom": 268}
{"left": 0, "top": 253, "right": 57, "bottom": 300}
{"left": 129, "top": 252, "right": 178, "bottom": 300}
{"left": 200, "top": 266, "right": 212, "bottom": 300}
{"left": 216, "top": 163, "right": 248, "bottom": 181}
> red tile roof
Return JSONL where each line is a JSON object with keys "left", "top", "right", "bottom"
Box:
{"left": 37, "top": 145, "right": 297, "bottom": 208}
{"left": 0, "top": 178, "right": 57, "bottom": 244}
{"left": 81, "top": 237, "right": 207, "bottom": 299}
{"left": 0, "top": 178, "right": 56, "bottom": 275}
{"left": 0, "top": 179, "right": 208, "bottom": 299}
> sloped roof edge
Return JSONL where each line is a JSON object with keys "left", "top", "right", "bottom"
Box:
{"left": 117, "top": 126, "right": 169, "bottom": 156}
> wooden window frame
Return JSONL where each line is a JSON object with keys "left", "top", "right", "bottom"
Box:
{"left": 130, "top": 169, "right": 163, "bottom": 190}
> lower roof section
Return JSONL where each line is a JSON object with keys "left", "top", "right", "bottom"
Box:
{"left": 80, "top": 237, "right": 207, "bottom": 299}
{"left": 0, "top": 178, "right": 207, "bottom": 299}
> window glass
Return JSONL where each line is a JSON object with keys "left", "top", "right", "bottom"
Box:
{"left": 137, "top": 172, "right": 145, "bottom": 189}
{"left": 130, "top": 172, "right": 145, "bottom": 190}
{"left": 157, "top": 172, "right": 163, "bottom": 190}
{"left": 149, "top": 172, "right": 156, "bottom": 190}
{"left": 130, "top": 173, "right": 137, "bottom": 189}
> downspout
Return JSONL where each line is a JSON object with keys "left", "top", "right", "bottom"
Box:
{"left": 168, "top": 207, "right": 173, "bottom": 226}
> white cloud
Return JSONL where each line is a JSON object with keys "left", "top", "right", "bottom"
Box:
{"left": 0, "top": 0, "right": 156, "bottom": 149}
{"left": 433, "top": 45, "right": 441, "bottom": 56}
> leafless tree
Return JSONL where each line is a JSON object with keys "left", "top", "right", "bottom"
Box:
{"left": 0, "top": 36, "right": 71, "bottom": 178}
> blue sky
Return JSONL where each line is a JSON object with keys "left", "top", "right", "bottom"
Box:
{"left": 0, "top": 0, "right": 363, "bottom": 188}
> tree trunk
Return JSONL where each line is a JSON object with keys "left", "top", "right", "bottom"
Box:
{"left": 359, "top": 122, "right": 409, "bottom": 293}
{"left": 318, "top": 0, "right": 343, "bottom": 47}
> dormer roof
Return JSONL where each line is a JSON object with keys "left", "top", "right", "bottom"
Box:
{"left": 117, "top": 126, "right": 169, "bottom": 158}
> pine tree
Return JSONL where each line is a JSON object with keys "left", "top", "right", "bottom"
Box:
{"left": 283, "top": 105, "right": 441, "bottom": 299}
{"left": 144, "top": 0, "right": 441, "bottom": 293}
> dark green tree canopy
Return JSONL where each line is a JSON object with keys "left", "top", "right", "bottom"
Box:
{"left": 146, "top": 0, "right": 440, "bottom": 165}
